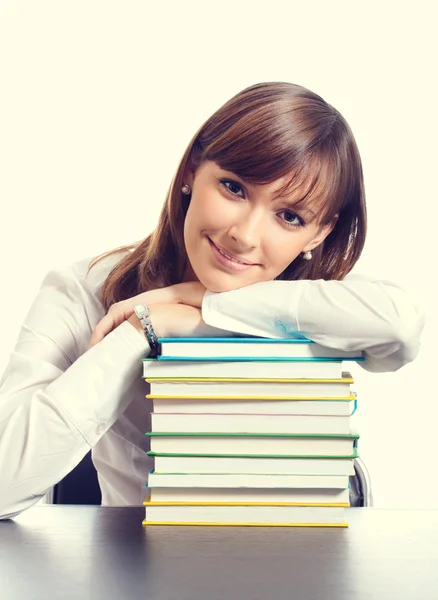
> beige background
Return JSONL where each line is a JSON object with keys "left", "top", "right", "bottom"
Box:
{"left": 0, "top": 0, "right": 436, "bottom": 507}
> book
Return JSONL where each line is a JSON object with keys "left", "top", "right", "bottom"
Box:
{"left": 143, "top": 502, "right": 348, "bottom": 527}
{"left": 149, "top": 454, "right": 356, "bottom": 476}
{"left": 148, "top": 396, "right": 357, "bottom": 416}
{"left": 146, "top": 373, "right": 354, "bottom": 398}
{"left": 143, "top": 357, "right": 357, "bottom": 379}
{"left": 147, "top": 432, "right": 359, "bottom": 457}
{"left": 147, "top": 486, "right": 351, "bottom": 504}
{"left": 150, "top": 412, "right": 354, "bottom": 435}
{"left": 147, "top": 470, "right": 350, "bottom": 489}
{"left": 141, "top": 334, "right": 364, "bottom": 528}
{"left": 158, "top": 336, "right": 363, "bottom": 360}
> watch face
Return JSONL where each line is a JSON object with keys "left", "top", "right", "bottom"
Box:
{"left": 134, "top": 304, "right": 145, "bottom": 318}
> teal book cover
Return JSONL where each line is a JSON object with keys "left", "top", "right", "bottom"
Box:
{"left": 158, "top": 336, "right": 314, "bottom": 343}
{"left": 153, "top": 356, "right": 364, "bottom": 362}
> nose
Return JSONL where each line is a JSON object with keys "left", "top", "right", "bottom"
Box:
{"left": 227, "top": 205, "right": 265, "bottom": 250}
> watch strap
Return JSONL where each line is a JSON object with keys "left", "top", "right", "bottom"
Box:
{"left": 133, "top": 303, "right": 160, "bottom": 357}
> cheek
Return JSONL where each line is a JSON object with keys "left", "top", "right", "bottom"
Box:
{"left": 183, "top": 205, "right": 197, "bottom": 254}
{"left": 264, "top": 235, "right": 303, "bottom": 270}
{"left": 183, "top": 197, "right": 214, "bottom": 257}
{"left": 185, "top": 192, "right": 234, "bottom": 237}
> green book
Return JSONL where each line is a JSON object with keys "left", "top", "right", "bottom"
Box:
{"left": 147, "top": 450, "right": 359, "bottom": 477}
{"left": 146, "top": 431, "right": 359, "bottom": 458}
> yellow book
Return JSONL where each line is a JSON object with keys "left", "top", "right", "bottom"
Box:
{"left": 146, "top": 374, "right": 354, "bottom": 383}
{"left": 142, "top": 499, "right": 348, "bottom": 527}
{"left": 143, "top": 498, "right": 350, "bottom": 508}
{"left": 142, "top": 520, "right": 348, "bottom": 527}
{"left": 147, "top": 393, "right": 355, "bottom": 400}
{"left": 146, "top": 373, "right": 353, "bottom": 399}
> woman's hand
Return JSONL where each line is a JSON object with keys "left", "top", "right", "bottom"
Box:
{"left": 142, "top": 303, "right": 232, "bottom": 339}
{"left": 131, "top": 281, "right": 207, "bottom": 309}
{"left": 92, "top": 303, "right": 231, "bottom": 349}
{"left": 88, "top": 281, "right": 210, "bottom": 349}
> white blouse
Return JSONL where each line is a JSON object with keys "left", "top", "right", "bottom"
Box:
{"left": 0, "top": 250, "right": 425, "bottom": 519}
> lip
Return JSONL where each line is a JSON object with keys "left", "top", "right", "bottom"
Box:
{"left": 208, "top": 238, "right": 257, "bottom": 271}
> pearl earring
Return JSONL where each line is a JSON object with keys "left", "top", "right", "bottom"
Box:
{"left": 181, "top": 184, "right": 191, "bottom": 195}
{"left": 303, "top": 250, "right": 312, "bottom": 260}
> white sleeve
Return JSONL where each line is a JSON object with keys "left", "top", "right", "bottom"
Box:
{"left": 201, "top": 274, "right": 425, "bottom": 373}
{"left": 0, "top": 266, "right": 150, "bottom": 520}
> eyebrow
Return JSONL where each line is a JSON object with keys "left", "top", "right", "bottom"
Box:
{"left": 220, "top": 169, "right": 318, "bottom": 219}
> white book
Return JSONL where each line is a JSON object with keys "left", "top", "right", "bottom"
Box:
{"left": 147, "top": 374, "right": 353, "bottom": 398}
{"left": 158, "top": 337, "right": 363, "bottom": 359}
{"left": 143, "top": 359, "right": 346, "bottom": 379}
{"left": 150, "top": 396, "right": 356, "bottom": 416}
{"left": 151, "top": 454, "right": 356, "bottom": 476}
{"left": 150, "top": 412, "right": 353, "bottom": 435}
{"left": 148, "top": 433, "right": 358, "bottom": 457}
{"left": 144, "top": 504, "right": 347, "bottom": 525}
{"left": 147, "top": 471, "right": 349, "bottom": 489}
{"left": 149, "top": 487, "right": 351, "bottom": 504}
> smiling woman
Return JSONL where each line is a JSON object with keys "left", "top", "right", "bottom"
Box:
{"left": 0, "top": 81, "right": 424, "bottom": 519}
{"left": 93, "top": 82, "right": 366, "bottom": 308}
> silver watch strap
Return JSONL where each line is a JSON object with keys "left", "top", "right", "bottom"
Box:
{"left": 133, "top": 303, "right": 159, "bottom": 356}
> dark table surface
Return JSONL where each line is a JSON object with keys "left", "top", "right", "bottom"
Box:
{"left": 1, "top": 506, "right": 437, "bottom": 600}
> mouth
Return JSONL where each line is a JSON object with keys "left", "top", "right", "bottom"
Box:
{"left": 208, "top": 237, "right": 258, "bottom": 271}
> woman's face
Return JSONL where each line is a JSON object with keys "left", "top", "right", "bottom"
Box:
{"left": 183, "top": 160, "right": 335, "bottom": 292}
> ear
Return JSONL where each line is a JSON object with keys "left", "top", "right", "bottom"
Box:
{"left": 304, "top": 214, "right": 338, "bottom": 253}
{"left": 184, "top": 170, "right": 194, "bottom": 188}
{"left": 183, "top": 150, "right": 203, "bottom": 189}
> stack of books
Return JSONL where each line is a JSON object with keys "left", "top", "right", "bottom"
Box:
{"left": 142, "top": 336, "right": 363, "bottom": 527}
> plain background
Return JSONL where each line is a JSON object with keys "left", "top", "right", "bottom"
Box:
{"left": 0, "top": 1, "right": 436, "bottom": 507}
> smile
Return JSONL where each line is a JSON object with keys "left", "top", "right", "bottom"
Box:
{"left": 208, "top": 238, "right": 257, "bottom": 271}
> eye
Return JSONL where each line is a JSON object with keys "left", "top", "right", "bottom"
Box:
{"left": 277, "top": 209, "right": 305, "bottom": 228}
{"left": 219, "top": 179, "right": 245, "bottom": 198}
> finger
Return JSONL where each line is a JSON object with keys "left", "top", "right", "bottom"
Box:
{"left": 89, "top": 314, "right": 116, "bottom": 348}
{"left": 89, "top": 304, "right": 136, "bottom": 348}
{"left": 89, "top": 323, "right": 108, "bottom": 348}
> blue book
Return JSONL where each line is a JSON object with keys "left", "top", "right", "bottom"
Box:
{"left": 157, "top": 337, "right": 364, "bottom": 361}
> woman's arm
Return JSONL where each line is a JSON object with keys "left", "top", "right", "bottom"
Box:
{"left": 0, "top": 266, "right": 150, "bottom": 520}
{"left": 201, "top": 274, "right": 425, "bottom": 373}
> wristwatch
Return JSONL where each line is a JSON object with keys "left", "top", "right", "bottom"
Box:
{"left": 133, "top": 303, "right": 160, "bottom": 357}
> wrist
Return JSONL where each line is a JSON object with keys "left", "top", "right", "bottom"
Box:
{"left": 133, "top": 304, "right": 160, "bottom": 357}
{"left": 147, "top": 305, "right": 166, "bottom": 338}
{"left": 128, "top": 313, "right": 147, "bottom": 338}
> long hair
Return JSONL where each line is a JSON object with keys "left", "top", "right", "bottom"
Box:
{"left": 88, "top": 82, "right": 367, "bottom": 312}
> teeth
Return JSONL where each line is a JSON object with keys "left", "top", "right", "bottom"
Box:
{"left": 217, "top": 246, "right": 245, "bottom": 264}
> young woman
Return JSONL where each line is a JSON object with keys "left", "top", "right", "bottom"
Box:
{"left": 0, "top": 82, "right": 424, "bottom": 519}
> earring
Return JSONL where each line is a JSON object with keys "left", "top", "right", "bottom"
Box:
{"left": 181, "top": 184, "right": 191, "bottom": 195}
{"left": 302, "top": 250, "right": 312, "bottom": 260}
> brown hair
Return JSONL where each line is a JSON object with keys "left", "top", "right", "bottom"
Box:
{"left": 88, "top": 81, "right": 367, "bottom": 312}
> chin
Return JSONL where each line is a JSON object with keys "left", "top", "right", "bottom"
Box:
{"left": 196, "top": 271, "right": 250, "bottom": 294}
